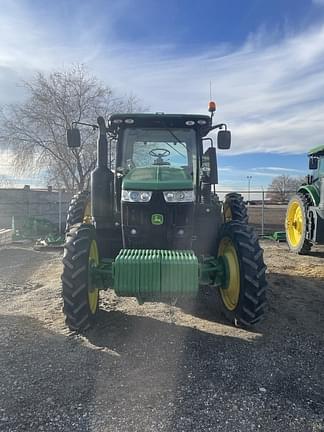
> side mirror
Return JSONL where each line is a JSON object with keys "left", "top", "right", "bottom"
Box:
{"left": 201, "top": 147, "right": 218, "bottom": 184}
{"left": 217, "top": 130, "right": 231, "bottom": 150}
{"left": 309, "top": 157, "right": 318, "bottom": 170}
{"left": 67, "top": 128, "right": 81, "bottom": 148}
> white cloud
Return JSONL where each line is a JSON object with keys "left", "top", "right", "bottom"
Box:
{"left": 0, "top": 0, "right": 324, "bottom": 158}
{"left": 218, "top": 166, "right": 234, "bottom": 172}
{"left": 251, "top": 166, "right": 305, "bottom": 174}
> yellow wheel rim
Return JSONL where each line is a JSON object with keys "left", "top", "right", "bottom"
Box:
{"left": 83, "top": 200, "right": 92, "bottom": 224}
{"left": 88, "top": 240, "right": 99, "bottom": 314}
{"left": 224, "top": 204, "right": 232, "bottom": 223}
{"left": 285, "top": 200, "right": 304, "bottom": 247}
{"left": 218, "top": 237, "right": 240, "bottom": 311}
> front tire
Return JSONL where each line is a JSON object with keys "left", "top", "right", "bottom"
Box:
{"left": 203, "top": 221, "right": 267, "bottom": 327}
{"left": 61, "top": 224, "right": 100, "bottom": 331}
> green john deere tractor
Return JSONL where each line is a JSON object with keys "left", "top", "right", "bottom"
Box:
{"left": 285, "top": 145, "right": 324, "bottom": 254}
{"left": 62, "top": 107, "right": 267, "bottom": 331}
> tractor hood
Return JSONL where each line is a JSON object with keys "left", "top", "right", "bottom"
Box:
{"left": 122, "top": 166, "right": 193, "bottom": 191}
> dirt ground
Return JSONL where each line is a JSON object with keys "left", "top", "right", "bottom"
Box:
{"left": 0, "top": 241, "right": 323, "bottom": 431}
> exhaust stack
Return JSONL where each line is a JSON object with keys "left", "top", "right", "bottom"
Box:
{"left": 91, "top": 116, "right": 114, "bottom": 225}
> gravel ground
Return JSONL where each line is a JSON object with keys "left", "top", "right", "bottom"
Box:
{"left": 0, "top": 241, "right": 323, "bottom": 431}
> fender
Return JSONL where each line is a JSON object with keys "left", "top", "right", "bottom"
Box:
{"left": 298, "top": 185, "right": 320, "bottom": 206}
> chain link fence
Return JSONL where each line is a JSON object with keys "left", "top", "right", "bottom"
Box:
{"left": 219, "top": 190, "right": 296, "bottom": 236}
{"left": 0, "top": 187, "right": 294, "bottom": 237}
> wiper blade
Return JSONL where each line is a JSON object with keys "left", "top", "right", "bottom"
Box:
{"left": 166, "top": 128, "right": 187, "bottom": 150}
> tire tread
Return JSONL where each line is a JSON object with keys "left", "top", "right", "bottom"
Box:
{"left": 61, "top": 223, "right": 98, "bottom": 331}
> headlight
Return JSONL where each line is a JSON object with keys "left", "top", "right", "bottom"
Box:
{"left": 122, "top": 190, "right": 152, "bottom": 202}
{"left": 163, "top": 190, "right": 195, "bottom": 202}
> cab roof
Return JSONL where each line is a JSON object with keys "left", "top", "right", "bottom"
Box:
{"left": 308, "top": 144, "right": 324, "bottom": 156}
{"left": 108, "top": 112, "right": 212, "bottom": 133}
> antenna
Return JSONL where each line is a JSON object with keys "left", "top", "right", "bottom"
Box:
{"left": 208, "top": 81, "right": 216, "bottom": 118}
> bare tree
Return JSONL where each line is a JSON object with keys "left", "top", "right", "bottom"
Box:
{"left": 0, "top": 65, "right": 145, "bottom": 192}
{"left": 267, "top": 175, "right": 306, "bottom": 202}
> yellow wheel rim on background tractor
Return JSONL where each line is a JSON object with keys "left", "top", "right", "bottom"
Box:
{"left": 218, "top": 237, "right": 240, "bottom": 311}
{"left": 286, "top": 200, "right": 304, "bottom": 247}
{"left": 88, "top": 240, "right": 99, "bottom": 314}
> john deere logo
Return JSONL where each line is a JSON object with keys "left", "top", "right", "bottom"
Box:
{"left": 151, "top": 213, "right": 164, "bottom": 225}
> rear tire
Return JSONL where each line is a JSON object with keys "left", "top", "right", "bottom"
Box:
{"left": 65, "top": 191, "right": 91, "bottom": 233}
{"left": 285, "top": 193, "right": 312, "bottom": 254}
{"left": 61, "top": 223, "right": 99, "bottom": 331}
{"left": 223, "top": 193, "right": 248, "bottom": 223}
{"left": 202, "top": 221, "right": 267, "bottom": 327}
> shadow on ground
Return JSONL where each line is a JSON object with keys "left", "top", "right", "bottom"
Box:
{"left": 1, "top": 312, "right": 264, "bottom": 432}
{"left": 305, "top": 250, "right": 324, "bottom": 258}
{"left": 85, "top": 269, "right": 324, "bottom": 431}
{"left": 1, "top": 267, "right": 324, "bottom": 431}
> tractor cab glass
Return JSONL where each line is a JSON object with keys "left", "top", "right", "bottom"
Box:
{"left": 121, "top": 128, "right": 196, "bottom": 175}
{"left": 308, "top": 155, "right": 324, "bottom": 182}
{"left": 309, "top": 157, "right": 318, "bottom": 171}
{"left": 318, "top": 157, "right": 324, "bottom": 177}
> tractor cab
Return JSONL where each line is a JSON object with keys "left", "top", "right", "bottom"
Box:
{"left": 108, "top": 113, "right": 230, "bottom": 250}
{"left": 66, "top": 112, "right": 231, "bottom": 253}
{"left": 110, "top": 113, "right": 228, "bottom": 189}
{"left": 308, "top": 145, "right": 324, "bottom": 186}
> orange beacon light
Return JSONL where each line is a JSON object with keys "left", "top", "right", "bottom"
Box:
{"left": 208, "top": 101, "right": 216, "bottom": 113}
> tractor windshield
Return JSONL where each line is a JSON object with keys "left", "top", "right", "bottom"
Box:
{"left": 121, "top": 128, "right": 196, "bottom": 172}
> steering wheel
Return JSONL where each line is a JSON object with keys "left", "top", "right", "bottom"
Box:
{"left": 149, "top": 148, "right": 170, "bottom": 158}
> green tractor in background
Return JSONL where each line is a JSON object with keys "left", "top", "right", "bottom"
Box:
{"left": 62, "top": 105, "right": 267, "bottom": 331}
{"left": 285, "top": 145, "right": 324, "bottom": 254}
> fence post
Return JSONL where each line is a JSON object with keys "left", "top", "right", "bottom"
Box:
{"left": 58, "top": 189, "right": 62, "bottom": 235}
{"left": 261, "top": 187, "right": 265, "bottom": 237}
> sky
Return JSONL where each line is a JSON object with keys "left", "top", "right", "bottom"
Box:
{"left": 1, "top": 0, "right": 324, "bottom": 190}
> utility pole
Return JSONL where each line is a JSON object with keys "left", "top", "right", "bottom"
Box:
{"left": 247, "top": 176, "right": 252, "bottom": 203}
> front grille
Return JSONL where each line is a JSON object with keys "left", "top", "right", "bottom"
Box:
{"left": 121, "top": 191, "right": 194, "bottom": 249}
